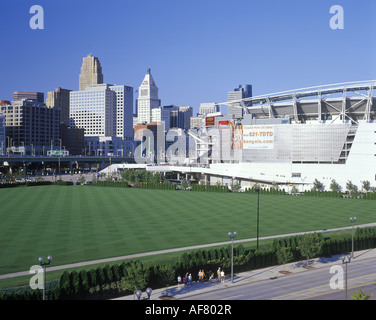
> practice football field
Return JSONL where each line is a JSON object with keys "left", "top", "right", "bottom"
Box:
{"left": 0, "top": 185, "right": 375, "bottom": 275}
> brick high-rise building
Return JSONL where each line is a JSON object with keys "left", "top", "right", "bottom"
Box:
{"left": 1, "top": 99, "right": 60, "bottom": 155}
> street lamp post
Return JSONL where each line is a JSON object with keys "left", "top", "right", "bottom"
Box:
{"left": 350, "top": 217, "right": 357, "bottom": 259}
{"left": 38, "top": 255, "right": 52, "bottom": 300}
{"left": 341, "top": 255, "right": 351, "bottom": 300}
{"left": 228, "top": 231, "right": 237, "bottom": 283}
{"left": 254, "top": 187, "right": 260, "bottom": 250}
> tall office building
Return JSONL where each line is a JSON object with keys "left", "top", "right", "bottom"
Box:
{"left": 47, "top": 87, "right": 86, "bottom": 155}
{"left": 110, "top": 85, "right": 134, "bottom": 156}
{"left": 199, "top": 103, "right": 219, "bottom": 115}
{"left": 70, "top": 84, "right": 134, "bottom": 156}
{"left": 160, "top": 105, "right": 179, "bottom": 131}
{"left": 136, "top": 68, "right": 161, "bottom": 124}
{"left": 1, "top": 99, "right": 60, "bottom": 155}
{"left": 46, "top": 87, "right": 72, "bottom": 126}
{"left": 110, "top": 85, "right": 133, "bottom": 140}
{"left": 13, "top": 91, "right": 44, "bottom": 103}
{"left": 70, "top": 84, "right": 116, "bottom": 137}
{"left": 228, "top": 84, "right": 252, "bottom": 118}
{"left": 151, "top": 107, "right": 162, "bottom": 124}
{"left": 0, "top": 100, "right": 11, "bottom": 106}
{"left": 79, "top": 54, "right": 104, "bottom": 91}
{"left": 152, "top": 105, "right": 192, "bottom": 131}
{"left": 190, "top": 115, "right": 204, "bottom": 129}
{"left": 178, "top": 106, "right": 193, "bottom": 130}
{"left": 134, "top": 122, "right": 165, "bottom": 161}
{"left": 0, "top": 113, "right": 5, "bottom": 155}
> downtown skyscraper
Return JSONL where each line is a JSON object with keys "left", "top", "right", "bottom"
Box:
{"left": 228, "top": 84, "right": 252, "bottom": 119}
{"left": 70, "top": 54, "right": 134, "bottom": 156}
{"left": 136, "top": 68, "right": 161, "bottom": 124}
{"left": 79, "top": 54, "right": 104, "bottom": 91}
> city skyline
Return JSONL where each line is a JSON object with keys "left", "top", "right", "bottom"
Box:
{"left": 0, "top": 0, "right": 375, "bottom": 116}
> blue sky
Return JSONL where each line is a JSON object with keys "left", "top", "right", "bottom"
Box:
{"left": 0, "top": 0, "right": 375, "bottom": 115}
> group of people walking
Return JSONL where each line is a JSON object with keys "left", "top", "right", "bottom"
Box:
{"left": 217, "top": 267, "right": 225, "bottom": 283}
{"left": 177, "top": 273, "right": 193, "bottom": 286}
{"left": 177, "top": 267, "right": 225, "bottom": 286}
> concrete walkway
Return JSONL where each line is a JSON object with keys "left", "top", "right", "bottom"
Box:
{"left": 113, "top": 248, "right": 376, "bottom": 300}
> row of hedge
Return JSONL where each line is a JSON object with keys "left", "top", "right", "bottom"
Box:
{"left": 2, "top": 227, "right": 375, "bottom": 300}
{"left": 304, "top": 189, "right": 376, "bottom": 200}
{"left": 140, "top": 182, "right": 177, "bottom": 190}
{"left": 0, "top": 181, "right": 52, "bottom": 188}
{"left": 304, "top": 190, "right": 348, "bottom": 198}
{"left": 95, "top": 181, "right": 129, "bottom": 188}
{"left": 191, "top": 184, "right": 229, "bottom": 192}
{"left": 244, "top": 187, "right": 286, "bottom": 195}
{"left": 0, "top": 181, "right": 75, "bottom": 188}
{"left": 0, "top": 280, "right": 59, "bottom": 301}
{"left": 90, "top": 175, "right": 376, "bottom": 200}
{"left": 54, "top": 181, "right": 74, "bottom": 186}
{"left": 362, "top": 192, "right": 376, "bottom": 200}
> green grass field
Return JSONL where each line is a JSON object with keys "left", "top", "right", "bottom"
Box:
{"left": 0, "top": 185, "right": 375, "bottom": 275}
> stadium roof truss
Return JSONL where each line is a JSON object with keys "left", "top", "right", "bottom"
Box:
{"left": 219, "top": 81, "right": 376, "bottom": 124}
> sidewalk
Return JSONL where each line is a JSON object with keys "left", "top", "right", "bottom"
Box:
{"left": 113, "top": 248, "right": 376, "bottom": 300}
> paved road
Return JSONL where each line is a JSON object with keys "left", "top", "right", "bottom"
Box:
{"left": 178, "top": 256, "right": 376, "bottom": 300}
{"left": 114, "top": 248, "right": 376, "bottom": 300}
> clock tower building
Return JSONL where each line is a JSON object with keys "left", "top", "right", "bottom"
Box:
{"left": 136, "top": 68, "right": 161, "bottom": 124}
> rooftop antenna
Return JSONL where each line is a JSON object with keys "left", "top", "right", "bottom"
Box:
{"left": 88, "top": 44, "right": 92, "bottom": 56}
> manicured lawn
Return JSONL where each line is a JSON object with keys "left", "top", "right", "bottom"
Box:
{"left": 0, "top": 185, "right": 375, "bottom": 275}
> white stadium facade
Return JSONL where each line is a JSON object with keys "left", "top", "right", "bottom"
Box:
{"left": 104, "top": 80, "right": 376, "bottom": 192}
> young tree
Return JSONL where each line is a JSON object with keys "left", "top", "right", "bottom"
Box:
{"left": 134, "top": 175, "right": 140, "bottom": 187}
{"left": 152, "top": 172, "right": 162, "bottom": 184}
{"left": 120, "top": 170, "right": 128, "bottom": 182}
{"left": 330, "top": 179, "right": 340, "bottom": 192}
{"left": 122, "top": 261, "right": 150, "bottom": 299}
{"left": 291, "top": 185, "right": 299, "bottom": 194}
{"left": 276, "top": 247, "right": 294, "bottom": 271}
{"left": 361, "top": 180, "right": 371, "bottom": 192}
{"left": 271, "top": 181, "right": 279, "bottom": 191}
{"left": 77, "top": 174, "right": 86, "bottom": 185}
{"left": 351, "top": 290, "right": 371, "bottom": 300}
{"left": 298, "top": 233, "right": 322, "bottom": 267}
{"left": 346, "top": 181, "right": 359, "bottom": 198}
{"left": 313, "top": 179, "right": 324, "bottom": 191}
{"left": 181, "top": 179, "right": 189, "bottom": 190}
{"left": 231, "top": 181, "right": 241, "bottom": 192}
{"left": 91, "top": 174, "right": 98, "bottom": 184}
